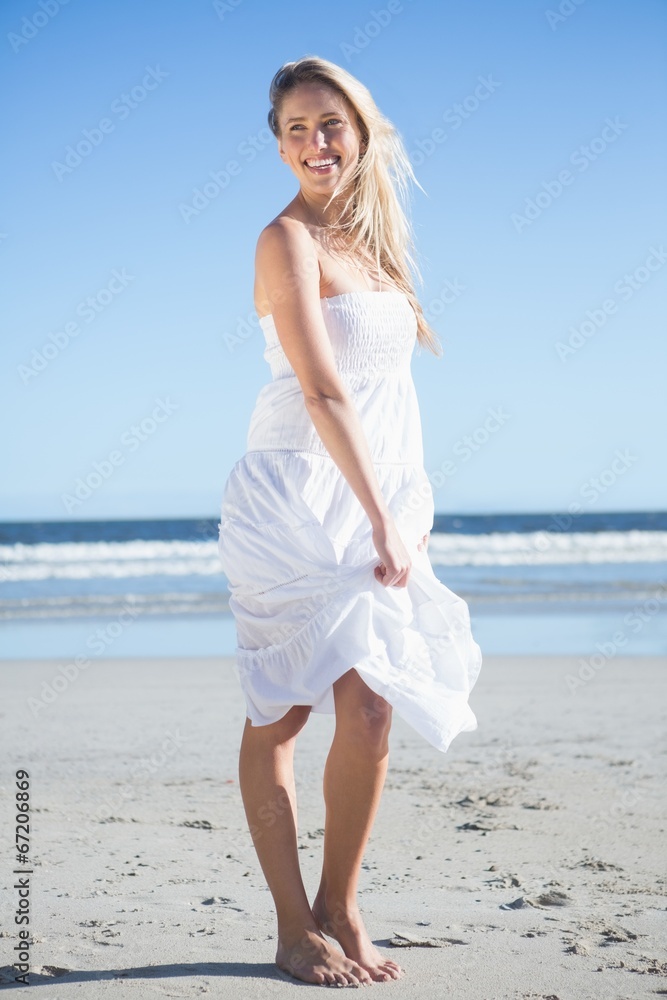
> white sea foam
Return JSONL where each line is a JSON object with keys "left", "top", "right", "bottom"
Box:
{"left": 1, "top": 530, "right": 666, "bottom": 582}
{"left": 0, "top": 539, "right": 219, "bottom": 581}
{"left": 426, "top": 529, "right": 667, "bottom": 566}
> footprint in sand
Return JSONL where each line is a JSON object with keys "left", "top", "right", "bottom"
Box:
{"left": 529, "top": 890, "right": 571, "bottom": 908}
{"left": 500, "top": 890, "right": 571, "bottom": 910}
{"left": 30, "top": 966, "right": 72, "bottom": 978}
{"left": 564, "top": 939, "right": 593, "bottom": 955}
{"left": 457, "top": 819, "right": 521, "bottom": 832}
{"left": 521, "top": 995, "right": 562, "bottom": 1000}
{"left": 457, "top": 789, "right": 518, "bottom": 808}
{"left": 574, "top": 916, "right": 639, "bottom": 942}
{"left": 599, "top": 924, "right": 639, "bottom": 944}
{"left": 521, "top": 995, "right": 562, "bottom": 999}
{"left": 389, "top": 932, "right": 468, "bottom": 948}
{"left": 561, "top": 918, "right": 644, "bottom": 961}
{"left": 570, "top": 856, "right": 624, "bottom": 871}
{"left": 201, "top": 895, "right": 244, "bottom": 911}
{"left": 484, "top": 872, "right": 521, "bottom": 889}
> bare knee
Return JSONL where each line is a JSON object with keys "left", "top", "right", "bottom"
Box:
{"left": 242, "top": 704, "right": 311, "bottom": 746}
{"left": 333, "top": 671, "right": 392, "bottom": 751}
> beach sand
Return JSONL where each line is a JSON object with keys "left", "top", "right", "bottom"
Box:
{"left": 1, "top": 653, "right": 665, "bottom": 997}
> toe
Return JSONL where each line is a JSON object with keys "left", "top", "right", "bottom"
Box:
{"left": 380, "top": 960, "right": 402, "bottom": 977}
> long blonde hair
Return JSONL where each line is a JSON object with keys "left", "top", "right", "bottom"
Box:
{"left": 267, "top": 56, "right": 442, "bottom": 357}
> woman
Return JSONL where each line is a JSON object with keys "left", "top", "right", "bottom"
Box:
{"left": 218, "top": 56, "right": 482, "bottom": 988}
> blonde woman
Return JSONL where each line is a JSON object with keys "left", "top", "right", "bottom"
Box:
{"left": 218, "top": 56, "right": 482, "bottom": 987}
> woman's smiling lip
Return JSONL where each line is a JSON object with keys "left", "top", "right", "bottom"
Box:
{"left": 303, "top": 155, "right": 341, "bottom": 172}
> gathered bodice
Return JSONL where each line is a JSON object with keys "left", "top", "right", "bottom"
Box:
{"left": 247, "top": 290, "right": 424, "bottom": 464}
{"left": 258, "top": 290, "right": 417, "bottom": 381}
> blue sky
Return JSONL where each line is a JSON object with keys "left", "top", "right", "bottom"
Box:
{"left": 2, "top": 0, "right": 665, "bottom": 521}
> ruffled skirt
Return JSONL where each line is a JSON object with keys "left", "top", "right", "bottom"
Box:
{"left": 218, "top": 450, "right": 482, "bottom": 753}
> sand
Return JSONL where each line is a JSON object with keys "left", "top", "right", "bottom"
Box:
{"left": 1, "top": 652, "right": 666, "bottom": 998}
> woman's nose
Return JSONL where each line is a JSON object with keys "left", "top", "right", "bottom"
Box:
{"left": 305, "top": 128, "right": 326, "bottom": 150}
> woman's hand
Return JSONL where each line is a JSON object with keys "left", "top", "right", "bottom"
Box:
{"left": 372, "top": 519, "right": 412, "bottom": 588}
{"left": 417, "top": 531, "right": 430, "bottom": 552}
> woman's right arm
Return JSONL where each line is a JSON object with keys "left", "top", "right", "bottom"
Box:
{"left": 255, "top": 217, "right": 412, "bottom": 588}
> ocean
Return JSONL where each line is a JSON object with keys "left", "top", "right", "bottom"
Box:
{"left": 1, "top": 511, "right": 666, "bottom": 659}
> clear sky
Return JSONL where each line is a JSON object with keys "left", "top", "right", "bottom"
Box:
{"left": 2, "top": 0, "right": 665, "bottom": 521}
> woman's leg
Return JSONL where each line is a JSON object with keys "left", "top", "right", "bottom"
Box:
{"left": 237, "top": 704, "right": 373, "bottom": 986}
{"left": 312, "top": 669, "right": 405, "bottom": 981}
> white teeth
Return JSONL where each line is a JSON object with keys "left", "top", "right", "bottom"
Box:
{"left": 305, "top": 157, "right": 338, "bottom": 167}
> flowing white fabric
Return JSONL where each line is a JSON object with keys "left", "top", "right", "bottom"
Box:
{"left": 217, "top": 291, "right": 482, "bottom": 752}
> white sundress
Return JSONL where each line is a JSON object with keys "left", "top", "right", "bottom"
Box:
{"left": 217, "top": 290, "right": 482, "bottom": 753}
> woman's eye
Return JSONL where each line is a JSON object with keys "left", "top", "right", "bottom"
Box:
{"left": 290, "top": 119, "right": 341, "bottom": 131}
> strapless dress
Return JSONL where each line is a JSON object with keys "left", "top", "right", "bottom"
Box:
{"left": 217, "top": 290, "right": 482, "bottom": 753}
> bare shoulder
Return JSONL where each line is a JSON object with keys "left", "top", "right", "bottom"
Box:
{"left": 252, "top": 216, "right": 345, "bottom": 402}
{"left": 255, "top": 215, "right": 320, "bottom": 315}
{"left": 256, "top": 215, "right": 316, "bottom": 266}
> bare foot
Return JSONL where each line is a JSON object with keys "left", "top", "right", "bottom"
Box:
{"left": 276, "top": 924, "right": 374, "bottom": 987}
{"left": 312, "top": 894, "right": 404, "bottom": 982}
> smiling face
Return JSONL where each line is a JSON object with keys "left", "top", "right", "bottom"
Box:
{"left": 277, "top": 81, "right": 363, "bottom": 198}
